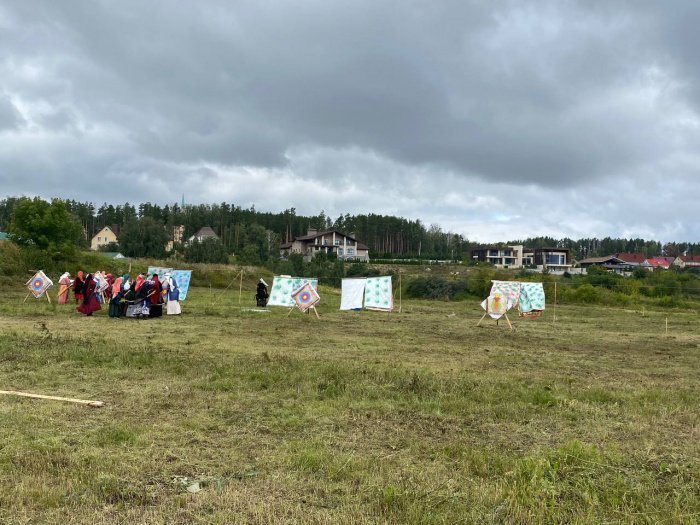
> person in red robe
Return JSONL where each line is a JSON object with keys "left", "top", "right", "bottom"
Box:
{"left": 77, "top": 273, "right": 101, "bottom": 316}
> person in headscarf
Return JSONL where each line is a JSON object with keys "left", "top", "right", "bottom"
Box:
{"left": 77, "top": 273, "right": 101, "bottom": 316}
{"left": 108, "top": 274, "right": 124, "bottom": 318}
{"left": 147, "top": 274, "right": 163, "bottom": 317}
{"left": 57, "top": 272, "right": 72, "bottom": 305}
{"left": 256, "top": 278, "right": 269, "bottom": 307}
{"left": 134, "top": 274, "right": 146, "bottom": 293}
{"left": 73, "top": 271, "right": 85, "bottom": 303}
{"left": 162, "top": 273, "right": 181, "bottom": 315}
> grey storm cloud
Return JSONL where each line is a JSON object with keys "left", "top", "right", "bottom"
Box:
{"left": 2, "top": 0, "right": 700, "bottom": 241}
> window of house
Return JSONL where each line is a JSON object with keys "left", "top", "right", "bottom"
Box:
{"left": 334, "top": 240, "right": 340, "bottom": 246}
{"left": 546, "top": 253, "right": 565, "bottom": 265}
{"left": 348, "top": 248, "right": 354, "bottom": 256}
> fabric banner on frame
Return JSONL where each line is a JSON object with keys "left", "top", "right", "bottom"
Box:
{"left": 147, "top": 267, "right": 173, "bottom": 280}
{"left": 490, "top": 280, "right": 521, "bottom": 307}
{"left": 519, "top": 282, "right": 545, "bottom": 312}
{"left": 170, "top": 270, "right": 192, "bottom": 301}
{"left": 268, "top": 276, "right": 319, "bottom": 307}
{"left": 364, "top": 276, "right": 393, "bottom": 311}
{"left": 340, "top": 278, "right": 366, "bottom": 310}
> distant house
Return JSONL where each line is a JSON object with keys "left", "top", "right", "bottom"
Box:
{"left": 532, "top": 248, "right": 571, "bottom": 272}
{"left": 187, "top": 226, "right": 219, "bottom": 244}
{"left": 91, "top": 225, "right": 119, "bottom": 251}
{"left": 280, "top": 228, "right": 370, "bottom": 262}
{"left": 470, "top": 245, "right": 570, "bottom": 272}
{"left": 641, "top": 257, "right": 671, "bottom": 270}
{"left": 101, "top": 252, "right": 127, "bottom": 259}
{"left": 673, "top": 255, "right": 700, "bottom": 269}
{"left": 470, "top": 245, "right": 527, "bottom": 268}
{"left": 578, "top": 255, "right": 629, "bottom": 273}
{"left": 166, "top": 225, "right": 186, "bottom": 252}
{"left": 615, "top": 253, "right": 646, "bottom": 267}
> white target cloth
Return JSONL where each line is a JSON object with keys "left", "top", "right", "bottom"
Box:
{"left": 340, "top": 278, "right": 367, "bottom": 310}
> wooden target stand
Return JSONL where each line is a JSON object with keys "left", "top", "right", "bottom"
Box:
{"left": 23, "top": 291, "right": 51, "bottom": 304}
{"left": 477, "top": 300, "right": 513, "bottom": 330}
{"left": 287, "top": 304, "right": 320, "bottom": 318}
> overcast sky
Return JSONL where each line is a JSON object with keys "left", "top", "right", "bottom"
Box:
{"left": 1, "top": 1, "right": 700, "bottom": 242}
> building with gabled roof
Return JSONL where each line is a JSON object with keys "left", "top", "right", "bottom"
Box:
{"left": 672, "top": 255, "right": 700, "bottom": 268}
{"left": 641, "top": 257, "right": 671, "bottom": 270}
{"left": 280, "top": 228, "right": 369, "bottom": 262}
{"left": 91, "top": 225, "right": 119, "bottom": 251}
{"left": 187, "top": 226, "right": 219, "bottom": 244}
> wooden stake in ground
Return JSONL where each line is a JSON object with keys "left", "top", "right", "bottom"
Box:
{"left": 0, "top": 390, "right": 104, "bottom": 408}
{"left": 239, "top": 269, "right": 243, "bottom": 307}
{"left": 553, "top": 281, "right": 557, "bottom": 323}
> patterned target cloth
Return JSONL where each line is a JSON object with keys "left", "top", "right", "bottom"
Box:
{"left": 364, "top": 276, "right": 393, "bottom": 311}
{"left": 519, "top": 283, "right": 545, "bottom": 312}
{"left": 268, "top": 276, "right": 318, "bottom": 307}
{"left": 26, "top": 270, "right": 54, "bottom": 298}
{"left": 291, "top": 282, "right": 320, "bottom": 312}
{"left": 489, "top": 280, "right": 521, "bottom": 308}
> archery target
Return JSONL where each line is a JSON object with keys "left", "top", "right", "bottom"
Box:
{"left": 26, "top": 271, "right": 53, "bottom": 298}
{"left": 291, "top": 283, "right": 320, "bottom": 312}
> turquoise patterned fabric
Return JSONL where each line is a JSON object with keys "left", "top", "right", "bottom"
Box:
{"left": 268, "top": 276, "right": 319, "bottom": 307}
{"left": 147, "top": 266, "right": 173, "bottom": 279}
{"left": 170, "top": 270, "right": 192, "bottom": 301}
{"left": 364, "top": 276, "right": 393, "bottom": 310}
{"left": 519, "top": 282, "right": 545, "bottom": 312}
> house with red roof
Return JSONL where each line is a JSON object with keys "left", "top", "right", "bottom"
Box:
{"left": 641, "top": 257, "right": 671, "bottom": 270}
{"left": 672, "top": 255, "right": 700, "bottom": 269}
{"left": 614, "top": 253, "right": 646, "bottom": 266}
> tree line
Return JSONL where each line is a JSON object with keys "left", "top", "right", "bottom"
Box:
{"left": 1, "top": 196, "right": 698, "bottom": 262}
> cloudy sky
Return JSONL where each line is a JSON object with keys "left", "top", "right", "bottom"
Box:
{"left": 1, "top": 1, "right": 700, "bottom": 242}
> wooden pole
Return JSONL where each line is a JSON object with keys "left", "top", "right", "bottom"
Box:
{"left": 239, "top": 269, "right": 243, "bottom": 307}
{"left": 399, "top": 273, "right": 402, "bottom": 313}
{"left": 0, "top": 390, "right": 104, "bottom": 407}
{"left": 553, "top": 281, "right": 557, "bottom": 323}
{"left": 666, "top": 317, "right": 668, "bottom": 336}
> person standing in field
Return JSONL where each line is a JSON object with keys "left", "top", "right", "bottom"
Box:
{"left": 57, "top": 272, "right": 71, "bottom": 304}
{"left": 163, "top": 273, "right": 181, "bottom": 315}
{"left": 73, "top": 271, "right": 84, "bottom": 303}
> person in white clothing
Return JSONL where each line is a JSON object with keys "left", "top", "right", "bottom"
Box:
{"left": 162, "top": 273, "right": 182, "bottom": 315}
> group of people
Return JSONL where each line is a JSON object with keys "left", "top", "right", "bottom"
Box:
{"left": 56, "top": 271, "right": 181, "bottom": 318}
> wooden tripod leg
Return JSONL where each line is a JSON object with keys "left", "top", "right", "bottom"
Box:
{"left": 504, "top": 313, "right": 513, "bottom": 330}
{"left": 313, "top": 306, "right": 320, "bottom": 319}
{"left": 46, "top": 292, "right": 52, "bottom": 304}
{"left": 287, "top": 307, "right": 294, "bottom": 317}
{"left": 477, "top": 312, "right": 488, "bottom": 326}
{"left": 23, "top": 293, "right": 31, "bottom": 303}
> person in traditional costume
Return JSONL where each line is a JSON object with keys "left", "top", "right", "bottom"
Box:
{"left": 57, "top": 272, "right": 72, "bottom": 305}
{"left": 147, "top": 274, "right": 163, "bottom": 318}
{"left": 73, "top": 271, "right": 85, "bottom": 303}
{"left": 77, "top": 273, "right": 101, "bottom": 316}
{"left": 163, "top": 273, "right": 181, "bottom": 315}
{"left": 134, "top": 274, "right": 146, "bottom": 293}
{"left": 256, "top": 278, "right": 269, "bottom": 307}
{"left": 108, "top": 275, "right": 125, "bottom": 318}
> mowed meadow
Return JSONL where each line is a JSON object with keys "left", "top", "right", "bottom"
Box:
{"left": 0, "top": 281, "right": 699, "bottom": 524}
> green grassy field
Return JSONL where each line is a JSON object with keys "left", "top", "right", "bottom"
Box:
{"left": 0, "top": 282, "right": 699, "bottom": 524}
